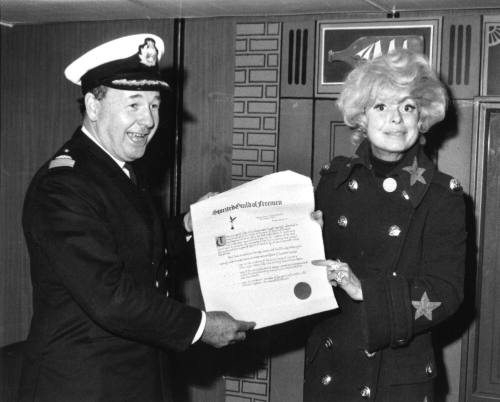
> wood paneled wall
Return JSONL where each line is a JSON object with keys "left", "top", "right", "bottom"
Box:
{"left": 2, "top": 9, "right": 500, "bottom": 402}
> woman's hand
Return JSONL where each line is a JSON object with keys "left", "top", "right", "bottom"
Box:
{"left": 312, "top": 259, "right": 363, "bottom": 301}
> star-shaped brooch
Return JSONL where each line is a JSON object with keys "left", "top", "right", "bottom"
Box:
{"left": 402, "top": 157, "right": 426, "bottom": 186}
{"left": 412, "top": 291, "right": 442, "bottom": 320}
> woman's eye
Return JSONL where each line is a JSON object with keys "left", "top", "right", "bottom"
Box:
{"left": 373, "top": 104, "right": 386, "bottom": 111}
{"left": 403, "top": 104, "right": 416, "bottom": 112}
{"left": 151, "top": 103, "right": 160, "bottom": 110}
{"left": 129, "top": 103, "right": 138, "bottom": 110}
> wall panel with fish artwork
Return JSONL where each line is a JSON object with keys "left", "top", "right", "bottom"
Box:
{"left": 315, "top": 18, "right": 441, "bottom": 96}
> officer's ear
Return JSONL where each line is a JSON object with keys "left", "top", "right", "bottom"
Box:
{"left": 84, "top": 92, "right": 100, "bottom": 122}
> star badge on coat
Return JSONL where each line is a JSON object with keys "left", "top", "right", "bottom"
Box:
{"left": 412, "top": 291, "right": 442, "bottom": 320}
{"left": 403, "top": 157, "right": 426, "bottom": 186}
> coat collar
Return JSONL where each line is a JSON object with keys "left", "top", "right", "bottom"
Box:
{"left": 333, "top": 139, "right": 436, "bottom": 208}
{"left": 69, "top": 128, "right": 138, "bottom": 185}
{"left": 64, "top": 129, "right": 155, "bottom": 224}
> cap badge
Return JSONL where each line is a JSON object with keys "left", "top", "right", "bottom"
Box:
{"left": 138, "top": 38, "right": 159, "bottom": 67}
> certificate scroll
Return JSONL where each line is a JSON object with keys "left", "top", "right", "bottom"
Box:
{"left": 191, "top": 171, "right": 337, "bottom": 329}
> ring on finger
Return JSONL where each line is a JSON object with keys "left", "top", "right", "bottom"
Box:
{"left": 334, "top": 271, "right": 347, "bottom": 283}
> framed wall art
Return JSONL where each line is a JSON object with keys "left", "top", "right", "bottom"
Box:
{"left": 481, "top": 15, "right": 500, "bottom": 95}
{"left": 316, "top": 18, "right": 442, "bottom": 96}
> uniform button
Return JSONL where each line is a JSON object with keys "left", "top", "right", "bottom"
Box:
{"left": 360, "top": 385, "right": 371, "bottom": 398}
{"left": 401, "top": 190, "right": 410, "bottom": 201}
{"left": 392, "top": 272, "right": 397, "bottom": 277}
{"left": 323, "top": 337, "right": 334, "bottom": 350}
{"left": 364, "top": 349, "right": 376, "bottom": 358}
{"left": 388, "top": 225, "right": 401, "bottom": 237}
{"left": 337, "top": 215, "right": 348, "bottom": 227}
{"left": 395, "top": 338, "right": 407, "bottom": 346}
{"left": 425, "top": 363, "right": 433, "bottom": 376}
{"left": 155, "top": 281, "right": 159, "bottom": 288}
{"left": 348, "top": 179, "right": 359, "bottom": 191}
{"left": 322, "top": 163, "right": 330, "bottom": 171}
{"left": 320, "top": 374, "right": 332, "bottom": 386}
{"left": 382, "top": 177, "right": 397, "bottom": 192}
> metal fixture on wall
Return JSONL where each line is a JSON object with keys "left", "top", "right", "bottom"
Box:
{"left": 362, "top": 0, "right": 400, "bottom": 18}
{"left": 170, "top": 18, "right": 185, "bottom": 216}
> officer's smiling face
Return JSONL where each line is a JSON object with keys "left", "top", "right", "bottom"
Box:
{"left": 365, "top": 88, "right": 420, "bottom": 162}
{"left": 91, "top": 87, "right": 160, "bottom": 162}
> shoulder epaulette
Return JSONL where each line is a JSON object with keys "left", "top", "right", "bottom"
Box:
{"left": 48, "top": 149, "right": 75, "bottom": 169}
{"left": 433, "top": 171, "right": 463, "bottom": 193}
{"left": 319, "top": 156, "right": 350, "bottom": 176}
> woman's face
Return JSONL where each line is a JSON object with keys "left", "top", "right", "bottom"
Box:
{"left": 365, "top": 88, "right": 420, "bottom": 162}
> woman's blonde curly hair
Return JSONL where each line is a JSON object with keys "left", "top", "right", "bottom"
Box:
{"left": 337, "top": 49, "right": 447, "bottom": 143}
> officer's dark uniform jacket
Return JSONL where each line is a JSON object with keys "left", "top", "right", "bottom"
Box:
{"left": 304, "top": 140, "right": 466, "bottom": 402}
{"left": 19, "top": 129, "right": 201, "bottom": 402}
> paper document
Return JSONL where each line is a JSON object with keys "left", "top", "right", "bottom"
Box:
{"left": 190, "top": 170, "right": 337, "bottom": 329}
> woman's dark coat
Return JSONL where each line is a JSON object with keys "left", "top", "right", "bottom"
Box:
{"left": 304, "top": 140, "right": 466, "bottom": 402}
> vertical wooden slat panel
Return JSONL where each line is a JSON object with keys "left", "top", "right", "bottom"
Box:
{"left": 181, "top": 18, "right": 235, "bottom": 208}
{"left": 312, "top": 99, "right": 353, "bottom": 186}
{"left": 441, "top": 14, "right": 481, "bottom": 99}
{"left": 172, "top": 17, "right": 236, "bottom": 402}
{"left": 280, "top": 21, "right": 315, "bottom": 98}
{"left": 465, "top": 100, "right": 500, "bottom": 402}
{"left": 278, "top": 99, "right": 313, "bottom": 175}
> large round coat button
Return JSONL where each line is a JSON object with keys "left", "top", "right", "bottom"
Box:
{"left": 382, "top": 177, "right": 397, "bottom": 192}
{"left": 337, "top": 216, "right": 348, "bottom": 227}
{"left": 321, "top": 374, "right": 332, "bottom": 386}
{"left": 360, "top": 385, "right": 371, "bottom": 398}
{"left": 388, "top": 225, "right": 401, "bottom": 237}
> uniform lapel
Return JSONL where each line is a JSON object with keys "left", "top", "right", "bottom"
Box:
{"left": 70, "top": 130, "right": 155, "bottom": 226}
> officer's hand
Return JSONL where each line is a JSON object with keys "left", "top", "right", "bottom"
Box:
{"left": 201, "top": 311, "right": 256, "bottom": 348}
{"left": 312, "top": 259, "right": 363, "bottom": 301}
{"left": 311, "top": 210, "right": 323, "bottom": 229}
{"left": 183, "top": 192, "right": 219, "bottom": 232}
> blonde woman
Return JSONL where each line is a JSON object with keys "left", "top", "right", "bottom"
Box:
{"left": 305, "top": 49, "right": 466, "bottom": 402}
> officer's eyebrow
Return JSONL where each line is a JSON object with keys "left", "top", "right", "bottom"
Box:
{"left": 126, "top": 93, "right": 161, "bottom": 102}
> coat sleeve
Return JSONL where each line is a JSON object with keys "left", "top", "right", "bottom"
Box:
{"left": 24, "top": 169, "right": 201, "bottom": 351}
{"left": 361, "top": 185, "right": 467, "bottom": 351}
{"left": 164, "top": 213, "right": 194, "bottom": 257}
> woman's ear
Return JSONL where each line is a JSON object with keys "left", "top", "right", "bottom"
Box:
{"left": 417, "top": 119, "right": 428, "bottom": 133}
{"left": 84, "top": 92, "right": 100, "bottom": 122}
